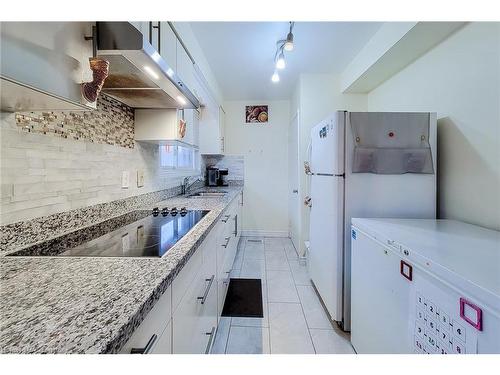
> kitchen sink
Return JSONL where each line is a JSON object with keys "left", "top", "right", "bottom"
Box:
{"left": 186, "top": 191, "right": 227, "bottom": 198}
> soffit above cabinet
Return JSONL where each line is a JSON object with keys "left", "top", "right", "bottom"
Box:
{"left": 341, "top": 22, "right": 467, "bottom": 93}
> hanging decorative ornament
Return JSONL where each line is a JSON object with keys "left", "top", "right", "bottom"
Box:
{"left": 178, "top": 118, "right": 187, "bottom": 139}
{"left": 81, "top": 58, "right": 109, "bottom": 103}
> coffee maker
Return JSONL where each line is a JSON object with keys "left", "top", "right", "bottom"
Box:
{"left": 206, "top": 167, "right": 229, "bottom": 186}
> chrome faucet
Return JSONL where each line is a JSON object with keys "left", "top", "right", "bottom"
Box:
{"left": 182, "top": 175, "right": 202, "bottom": 195}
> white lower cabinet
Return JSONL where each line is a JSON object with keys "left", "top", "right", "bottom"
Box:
{"left": 120, "top": 192, "right": 243, "bottom": 354}
{"left": 119, "top": 285, "right": 172, "bottom": 354}
{"left": 172, "top": 238, "right": 217, "bottom": 354}
{"left": 216, "top": 193, "right": 243, "bottom": 316}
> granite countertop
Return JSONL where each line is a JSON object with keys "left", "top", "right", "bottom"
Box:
{"left": 0, "top": 186, "right": 243, "bottom": 354}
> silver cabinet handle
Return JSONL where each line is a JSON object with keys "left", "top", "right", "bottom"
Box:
{"left": 223, "top": 271, "right": 231, "bottom": 285}
{"left": 292, "top": 189, "right": 298, "bottom": 193}
{"left": 197, "top": 275, "right": 215, "bottom": 304}
{"left": 130, "top": 334, "right": 157, "bottom": 354}
{"left": 221, "top": 214, "right": 231, "bottom": 223}
{"left": 222, "top": 236, "right": 230, "bottom": 248}
{"left": 205, "top": 326, "right": 216, "bottom": 354}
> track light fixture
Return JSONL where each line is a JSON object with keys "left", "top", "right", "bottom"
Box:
{"left": 271, "top": 22, "right": 295, "bottom": 83}
{"left": 284, "top": 22, "right": 294, "bottom": 51}
{"left": 276, "top": 50, "right": 286, "bottom": 70}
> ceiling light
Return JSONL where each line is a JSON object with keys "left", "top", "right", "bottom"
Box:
{"left": 276, "top": 51, "right": 286, "bottom": 70}
{"left": 144, "top": 65, "right": 159, "bottom": 80}
{"left": 176, "top": 95, "right": 187, "bottom": 105}
{"left": 284, "top": 22, "right": 294, "bottom": 51}
{"left": 284, "top": 32, "right": 294, "bottom": 51}
{"left": 166, "top": 68, "right": 174, "bottom": 77}
{"left": 271, "top": 71, "right": 280, "bottom": 83}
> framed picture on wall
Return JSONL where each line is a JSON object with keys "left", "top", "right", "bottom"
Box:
{"left": 245, "top": 105, "right": 268, "bottom": 123}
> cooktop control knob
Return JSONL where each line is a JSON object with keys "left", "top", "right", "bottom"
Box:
{"left": 161, "top": 207, "right": 169, "bottom": 217}
{"left": 180, "top": 207, "right": 188, "bottom": 216}
{"left": 152, "top": 207, "right": 160, "bottom": 217}
{"left": 170, "top": 207, "right": 178, "bottom": 216}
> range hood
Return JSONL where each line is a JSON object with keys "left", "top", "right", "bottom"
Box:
{"left": 96, "top": 22, "right": 200, "bottom": 109}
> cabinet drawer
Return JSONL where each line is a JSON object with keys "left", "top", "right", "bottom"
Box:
{"left": 172, "top": 244, "right": 203, "bottom": 311}
{"left": 119, "top": 285, "right": 172, "bottom": 354}
{"left": 172, "top": 257, "right": 217, "bottom": 354}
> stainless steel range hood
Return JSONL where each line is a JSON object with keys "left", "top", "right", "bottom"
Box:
{"left": 96, "top": 22, "right": 200, "bottom": 109}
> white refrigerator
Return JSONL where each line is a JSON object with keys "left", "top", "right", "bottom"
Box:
{"left": 350, "top": 218, "right": 500, "bottom": 354}
{"left": 308, "top": 111, "right": 437, "bottom": 331}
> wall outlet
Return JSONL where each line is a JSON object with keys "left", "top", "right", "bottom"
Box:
{"left": 137, "top": 170, "right": 144, "bottom": 187}
{"left": 121, "top": 171, "right": 129, "bottom": 189}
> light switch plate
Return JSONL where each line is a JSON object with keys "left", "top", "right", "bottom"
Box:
{"left": 137, "top": 170, "right": 144, "bottom": 187}
{"left": 121, "top": 171, "right": 129, "bottom": 189}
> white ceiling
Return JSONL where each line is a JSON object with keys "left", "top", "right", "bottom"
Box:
{"left": 190, "top": 22, "right": 382, "bottom": 101}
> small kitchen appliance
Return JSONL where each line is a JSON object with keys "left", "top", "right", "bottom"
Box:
{"left": 217, "top": 168, "right": 229, "bottom": 186}
{"left": 207, "top": 167, "right": 219, "bottom": 186}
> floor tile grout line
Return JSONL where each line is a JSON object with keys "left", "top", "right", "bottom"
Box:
{"left": 224, "top": 323, "right": 232, "bottom": 354}
{"left": 284, "top": 237, "right": 318, "bottom": 354}
{"left": 263, "top": 237, "right": 273, "bottom": 354}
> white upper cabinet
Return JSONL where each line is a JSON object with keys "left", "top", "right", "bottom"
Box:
{"left": 219, "top": 106, "right": 226, "bottom": 153}
{"left": 194, "top": 67, "right": 224, "bottom": 154}
{"left": 135, "top": 108, "right": 199, "bottom": 147}
{"left": 159, "top": 23, "right": 177, "bottom": 71}
{"left": 131, "top": 22, "right": 176, "bottom": 71}
{"left": 176, "top": 40, "right": 195, "bottom": 95}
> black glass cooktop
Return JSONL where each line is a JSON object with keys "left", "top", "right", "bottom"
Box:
{"left": 58, "top": 209, "right": 209, "bottom": 258}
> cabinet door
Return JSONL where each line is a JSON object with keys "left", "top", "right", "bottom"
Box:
{"left": 119, "top": 285, "right": 172, "bottom": 354}
{"left": 150, "top": 320, "right": 172, "bottom": 354}
{"left": 219, "top": 106, "right": 226, "bottom": 153}
{"left": 351, "top": 228, "right": 412, "bottom": 354}
{"left": 159, "top": 22, "right": 177, "bottom": 70}
{"left": 176, "top": 40, "right": 194, "bottom": 92}
{"left": 131, "top": 22, "right": 149, "bottom": 38}
{"left": 194, "top": 67, "right": 222, "bottom": 154}
{"left": 172, "top": 240, "right": 218, "bottom": 354}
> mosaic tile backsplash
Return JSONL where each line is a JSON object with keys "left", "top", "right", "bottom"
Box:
{"left": 1, "top": 94, "right": 199, "bottom": 229}
{"left": 15, "top": 94, "right": 135, "bottom": 148}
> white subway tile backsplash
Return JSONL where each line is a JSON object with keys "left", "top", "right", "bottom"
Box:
{"left": 201, "top": 154, "right": 244, "bottom": 182}
{"left": 0, "top": 94, "right": 198, "bottom": 227}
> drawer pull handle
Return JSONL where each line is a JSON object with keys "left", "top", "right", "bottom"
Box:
{"left": 130, "top": 334, "right": 157, "bottom": 354}
{"left": 400, "top": 260, "right": 413, "bottom": 281}
{"left": 222, "top": 237, "right": 230, "bottom": 248}
{"left": 205, "top": 326, "right": 216, "bottom": 354}
{"left": 197, "top": 275, "right": 215, "bottom": 304}
{"left": 221, "top": 214, "right": 231, "bottom": 223}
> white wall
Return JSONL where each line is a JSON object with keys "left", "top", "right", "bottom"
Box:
{"left": 367, "top": 22, "right": 500, "bottom": 230}
{"left": 293, "top": 74, "right": 367, "bottom": 253}
{"left": 224, "top": 100, "right": 290, "bottom": 235}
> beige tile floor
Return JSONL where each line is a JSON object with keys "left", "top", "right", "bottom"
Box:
{"left": 211, "top": 236, "right": 355, "bottom": 354}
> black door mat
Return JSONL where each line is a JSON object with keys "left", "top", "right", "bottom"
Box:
{"left": 221, "top": 278, "right": 264, "bottom": 318}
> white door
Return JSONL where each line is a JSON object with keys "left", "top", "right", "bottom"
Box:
{"left": 310, "top": 112, "right": 344, "bottom": 175}
{"left": 288, "top": 111, "right": 300, "bottom": 251}
{"left": 308, "top": 112, "right": 345, "bottom": 322}
{"left": 308, "top": 174, "right": 344, "bottom": 322}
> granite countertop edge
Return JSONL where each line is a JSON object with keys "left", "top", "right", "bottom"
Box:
{"left": 0, "top": 186, "right": 243, "bottom": 354}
